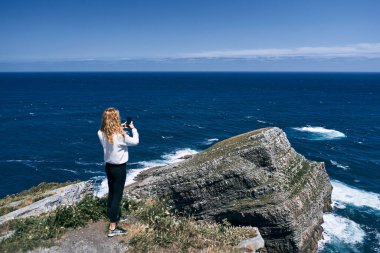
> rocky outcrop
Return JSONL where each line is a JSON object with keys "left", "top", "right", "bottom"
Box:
{"left": 0, "top": 181, "right": 93, "bottom": 225}
{"left": 126, "top": 127, "right": 332, "bottom": 253}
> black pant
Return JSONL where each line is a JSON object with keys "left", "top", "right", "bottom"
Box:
{"left": 105, "top": 162, "right": 127, "bottom": 223}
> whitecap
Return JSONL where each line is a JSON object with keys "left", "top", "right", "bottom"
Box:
{"left": 161, "top": 148, "right": 198, "bottom": 164}
{"left": 161, "top": 136, "right": 174, "bottom": 139}
{"left": 202, "top": 138, "right": 219, "bottom": 145}
{"left": 331, "top": 180, "right": 380, "bottom": 210}
{"left": 75, "top": 161, "right": 103, "bottom": 166}
{"left": 245, "top": 115, "right": 254, "bottom": 119}
{"left": 84, "top": 170, "right": 104, "bottom": 174}
{"left": 184, "top": 124, "right": 205, "bottom": 129}
{"left": 320, "top": 213, "right": 365, "bottom": 246}
{"left": 52, "top": 168, "right": 78, "bottom": 175}
{"left": 94, "top": 148, "right": 199, "bottom": 197}
{"left": 5, "top": 159, "right": 48, "bottom": 169}
{"left": 292, "top": 126, "right": 346, "bottom": 140}
{"left": 375, "top": 233, "right": 380, "bottom": 253}
{"left": 333, "top": 202, "right": 346, "bottom": 209}
{"left": 6, "top": 159, "right": 33, "bottom": 163}
{"left": 330, "top": 160, "right": 350, "bottom": 170}
{"left": 93, "top": 176, "right": 108, "bottom": 197}
{"left": 257, "top": 120, "right": 267, "bottom": 124}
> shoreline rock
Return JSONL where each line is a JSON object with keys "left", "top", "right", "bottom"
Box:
{"left": 126, "top": 127, "right": 333, "bottom": 252}
{"left": 0, "top": 181, "right": 93, "bottom": 225}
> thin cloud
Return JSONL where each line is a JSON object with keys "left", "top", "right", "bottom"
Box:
{"left": 181, "top": 43, "right": 380, "bottom": 59}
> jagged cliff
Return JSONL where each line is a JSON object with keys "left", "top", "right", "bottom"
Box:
{"left": 126, "top": 127, "right": 332, "bottom": 253}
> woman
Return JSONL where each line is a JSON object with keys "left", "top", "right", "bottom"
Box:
{"left": 98, "top": 107, "right": 139, "bottom": 237}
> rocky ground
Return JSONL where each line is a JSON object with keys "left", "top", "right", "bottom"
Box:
{"left": 29, "top": 221, "right": 127, "bottom": 253}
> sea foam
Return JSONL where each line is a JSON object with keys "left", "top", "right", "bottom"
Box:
{"left": 331, "top": 180, "right": 380, "bottom": 211}
{"left": 330, "top": 160, "right": 350, "bottom": 170}
{"left": 320, "top": 213, "right": 365, "bottom": 247}
{"left": 202, "top": 138, "right": 219, "bottom": 145}
{"left": 94, "top": 148, "right": 199, "bottom": 197}
{"left": 293, "top": 126, "right": 346, "bottom": 140}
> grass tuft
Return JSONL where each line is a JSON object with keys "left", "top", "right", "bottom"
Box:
{"left": 124, "top": 198, "right": 257, "bottom": 253}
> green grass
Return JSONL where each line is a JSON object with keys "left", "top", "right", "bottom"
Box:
{"left": 289, "top": 160, "right": 312, "bottom": 196}
{"left": 0, "top": 196, "right": 107, "bottom": 253}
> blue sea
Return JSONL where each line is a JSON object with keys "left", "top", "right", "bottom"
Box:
{"left": 0, "top": 72, "right": 379, "bottom": 252}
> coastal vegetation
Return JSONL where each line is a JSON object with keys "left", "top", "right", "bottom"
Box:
{"left": 0, "top": 193, "right": 257, "bottom": 253}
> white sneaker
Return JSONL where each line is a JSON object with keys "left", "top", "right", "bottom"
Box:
{"left": 108, "top": 228, "right": 127, "bottom": 237}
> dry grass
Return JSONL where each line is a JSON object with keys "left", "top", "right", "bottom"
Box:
{"left": 120, "top": 198, "right": 257, "bottom": 253}
{"left": 0, "top": 182, "right": 75, "bottom": 216}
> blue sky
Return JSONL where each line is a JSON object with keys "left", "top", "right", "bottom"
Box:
{"left": 1, "top": 0, "right": 380, "bottom": 71}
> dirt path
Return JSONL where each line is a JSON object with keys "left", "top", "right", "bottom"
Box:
{"left": 29, "top": 221, "right": 128, "bottom": 253}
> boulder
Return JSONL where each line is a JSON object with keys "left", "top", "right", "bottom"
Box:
{"left": 238, "top": 227, "right": 266, "bottom": 252}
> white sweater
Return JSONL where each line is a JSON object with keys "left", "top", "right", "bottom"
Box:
{"left": 98, "top": 128, "right": 139, "bottom": 164}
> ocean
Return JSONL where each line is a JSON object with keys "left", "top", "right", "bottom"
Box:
{"left": 0, "top": 72, "right": 379, "bottom": 252}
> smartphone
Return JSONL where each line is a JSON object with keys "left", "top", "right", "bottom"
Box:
{"left": 125, "top": 116, "right": 133, "bottom": 128}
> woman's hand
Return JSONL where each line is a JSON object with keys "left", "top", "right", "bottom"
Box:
{"left": 129, "top": 121, "right": 135, "bottom": 129}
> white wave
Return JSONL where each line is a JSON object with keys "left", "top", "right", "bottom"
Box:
{"left": 203, "top": 138, "right": 219, "bottom": 145}
{"left": 161, "top": 135, "right": 174, "bottom": 139}
{"left": 184, "top": 124, "right": 205, "bottom": 129}
{"left": 293, "top": 126, "right": 346, "bottom": 140}
{"left": 333, "top": 202, "right": 347, "bottom": 209}
{"left": 6, "top": 159, "right": 33, "bottom": 163}
{"left": 257, "top": 120, "right": 267, "bottom": 124}
{"left": 245, "top": 115, "right": 254, "bottom": 119}
{"left": 320, "top": 213, "right": 365, "bottom": 247}
{"left": 75, "top": 160, "right": 103, "bottom": 166}
{"left": 52, "top": 168, "right": 78, "bottom": 175}
{"left": 161, "top": 148, "right": 198, "bottom": 164}
{"left": 375, "top": 233, "right": 380, "bottom": 253}
{"left": 94, "top": 148, "right": 199, "bottom": 197}
{"left": 5, "top": 159, "right": 54, "bottom": 169}
{"left": 6, "top": 159, "right": 57, "bottom": 163}
{"left": 330, "top": 160, "right": 350, "bottom": 170}
{"left": 331, "top": 180, "right": 380, "bottom": 210}
{"left": 84, "top": 170, "right": 104, "bottom": 174}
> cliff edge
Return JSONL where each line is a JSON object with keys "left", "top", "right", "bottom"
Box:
{"left": 126, "top": 127, "right": 333, "bottom": 253}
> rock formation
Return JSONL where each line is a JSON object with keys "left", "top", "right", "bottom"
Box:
{"left": 126, "top": 127, "right": 332, "bottom": 253}
{"left": 0, "top": 181, "right": 93, "bottom": 225}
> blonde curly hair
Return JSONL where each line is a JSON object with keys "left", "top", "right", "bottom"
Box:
{"left": 100, "top": 107, "right": 125, "bottom": 144}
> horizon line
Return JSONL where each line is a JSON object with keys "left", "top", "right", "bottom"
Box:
{"left": 1, "top": 70, "right": 380, "bottom": 74}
